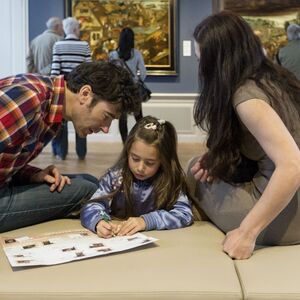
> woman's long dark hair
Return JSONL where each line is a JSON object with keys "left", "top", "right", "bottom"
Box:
{"left": 117, "top": 27, "right": 134, "bottom": 61}
{"left": 193, "top": 11, "right": 300, "bottom": 182}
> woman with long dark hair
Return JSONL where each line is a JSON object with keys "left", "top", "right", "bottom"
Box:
{"left": 188, "top": 11, "right": 300, "bottom": 259}
{"left": 109, "top": 27, "right": 147, "bottom": 144}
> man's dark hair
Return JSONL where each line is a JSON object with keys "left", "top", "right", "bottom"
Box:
{"left": 66, "top": 61, "right": 140, "bottom": 113}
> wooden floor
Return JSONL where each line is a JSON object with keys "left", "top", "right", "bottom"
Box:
{"left": 32, "top": 142, "right": 206, "bottom": 177}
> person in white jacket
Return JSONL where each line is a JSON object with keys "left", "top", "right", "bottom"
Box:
{"left": 26, "top": 17, "right": 63, "bottom": 75}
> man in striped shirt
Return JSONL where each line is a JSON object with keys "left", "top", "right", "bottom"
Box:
{"left": 0, "top": 61, "right": 140, "bottom": 232}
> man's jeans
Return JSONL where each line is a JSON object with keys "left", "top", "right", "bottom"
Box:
{"left": 0, "top": 174, "right": 98, "bottom": 233}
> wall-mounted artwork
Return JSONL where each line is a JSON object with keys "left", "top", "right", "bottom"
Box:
{"left": 213, "top": 0, "right": 300, "bottom": 59}
{"left": 65, "top": 0, "right": 177, "bottom": 76}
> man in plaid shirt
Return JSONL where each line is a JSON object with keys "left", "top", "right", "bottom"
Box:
{"left": 0, "top": 61, "right": 139, "bottom": 232}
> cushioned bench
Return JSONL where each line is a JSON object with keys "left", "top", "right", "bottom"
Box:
{"left": 0, "top": 220, "right": 299, "bottom": 300}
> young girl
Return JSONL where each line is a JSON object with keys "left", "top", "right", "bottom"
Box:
{"left": 81, "top": 116, "right": 193, "bottom": 238}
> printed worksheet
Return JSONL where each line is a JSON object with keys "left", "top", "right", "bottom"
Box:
{"left": 1, "top": 229, "right": 158, "bottom": 267}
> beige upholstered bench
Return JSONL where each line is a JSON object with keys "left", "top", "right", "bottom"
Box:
{"left": 0, "top": 220, "right": 300, "bottom": 300}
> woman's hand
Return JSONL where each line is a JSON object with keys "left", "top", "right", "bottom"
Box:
{"left": 190, "top": 158, "right": 213, "bottom": 183}
{"left": 29, "top": 165, "right": 71, "bottom": 192}
{"left": 117, "top": 217, "right": 146, "bottom": 236}
{"left": 222, "top": 227, "right": 256, "bottom": 260}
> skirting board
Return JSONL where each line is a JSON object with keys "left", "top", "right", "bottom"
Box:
{"left": 68, "top": 93, "right": 207, "bottom": 143}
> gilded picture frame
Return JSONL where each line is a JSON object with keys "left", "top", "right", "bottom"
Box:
{"left": 65, "top": 0, "right": 177, "bottom": 76}
{"left": 212, "top": 0, "right": 300, "bottom": 59}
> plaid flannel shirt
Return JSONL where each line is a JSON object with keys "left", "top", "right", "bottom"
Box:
{"left": 0, "top": 74, "right": 64, "bottom": 187}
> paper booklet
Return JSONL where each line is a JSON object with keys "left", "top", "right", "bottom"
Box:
{"left": 1, "top": 229, "right": 158, "bottom": 267}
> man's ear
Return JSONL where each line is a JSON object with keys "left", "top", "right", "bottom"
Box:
{"left": 79, "top": 85, "right": 92, "bottom": 105}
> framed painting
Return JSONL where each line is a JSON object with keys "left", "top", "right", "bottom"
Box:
{"left": 65, "top": 0, "right": 177, "bottom": 76}
{"left": 212, "top": 0, "right": 300, "bottom": 59}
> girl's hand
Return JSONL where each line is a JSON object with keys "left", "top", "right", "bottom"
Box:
{"left": 190, "top": 159, "right": 213, "bottom": 183}
{"left": 29, "top": 165, "right": 71, "bottom": 192}
{"left": 222, "top": 227, "right": 256, "bottom": 260}
{"left": 96, "top": 220, "right": 120, "bottom": 238}
{"left": 117, "top": 217, "right": 146, "bottom": 236}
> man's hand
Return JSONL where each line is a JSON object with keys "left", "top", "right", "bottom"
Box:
{"left": 29, "top": 165, "right": 71, "bottom": 192}
{"left": 117, "top": 217, "right": 146, "bottom": 236}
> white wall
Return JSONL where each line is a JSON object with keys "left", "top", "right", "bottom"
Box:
{"left": 0, "top": 0, "right": 28, "bottom": 78}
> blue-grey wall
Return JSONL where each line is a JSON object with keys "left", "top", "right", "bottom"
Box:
{"left": 28, "top": 0, "right": 212, "bottom": 93}
{"left": 29, "top": 0, "right": 64, "bottom": 41}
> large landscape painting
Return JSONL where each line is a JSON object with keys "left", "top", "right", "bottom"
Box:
{"left": 66, "top": 0, "right": 177, "bottom": 75}
{"left": 213, "top": 0, "right": 300, "bottom": 59}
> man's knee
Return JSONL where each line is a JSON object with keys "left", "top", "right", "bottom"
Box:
{"left": 66, "top": 178, "right": 98, "bottom": 201}
{"left": 67, "top": 173, "right": 99, "bottom": 186}
{"left": 59, "top": 178, "right": 98, "bottom": 218}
